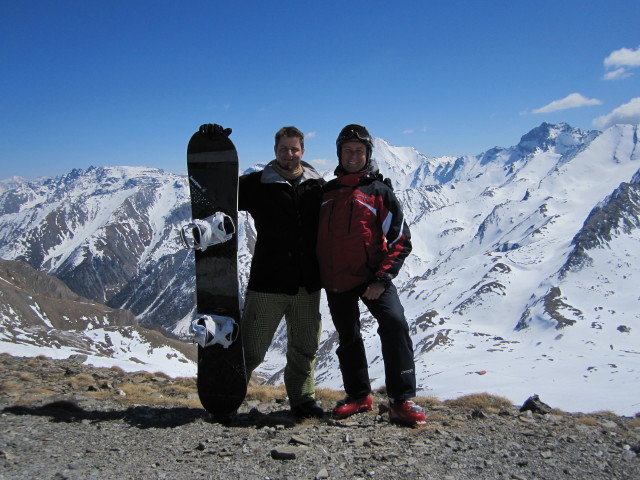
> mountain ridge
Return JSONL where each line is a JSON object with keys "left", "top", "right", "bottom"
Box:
{"left": 1, "top": 122, "right": 639, "bottom": 415}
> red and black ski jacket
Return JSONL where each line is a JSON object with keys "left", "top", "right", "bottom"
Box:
{"left": 317, "top": 163, "right": 412, "bottom": 293}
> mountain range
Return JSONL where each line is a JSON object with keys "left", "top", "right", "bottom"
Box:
{"left": 1, "top": 122, "right": 638, "bottom": 415}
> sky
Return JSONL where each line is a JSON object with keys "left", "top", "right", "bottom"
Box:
{"left": 1, "top": 0, "right": 640, "bottom": 180}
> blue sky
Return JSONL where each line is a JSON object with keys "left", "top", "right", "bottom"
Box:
{"left": 1, "top": 0, "right": 639, "bottom": 180}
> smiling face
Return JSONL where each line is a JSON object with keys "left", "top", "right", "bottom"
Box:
{"left": 340, "top": 141, "right": 368, "bottom": 173}
{"left": 275, "top": 136, "right": 304, "bottom": 172}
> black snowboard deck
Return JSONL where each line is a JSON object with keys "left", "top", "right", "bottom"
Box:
{"left": 186, "top": 125, "right": 246, "bottom": 417}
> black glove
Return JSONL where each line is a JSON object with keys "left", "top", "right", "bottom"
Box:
{"left": 199, "top": 124, "right": 232, "bottom": 138}
{"left": 373, "top": 273, "right": 393, "bottom": 287}
{"left": 373, "top": 172, "right": 394, "bottom": 190}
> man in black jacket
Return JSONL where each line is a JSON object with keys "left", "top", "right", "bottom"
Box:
{"left": 239, "top": 126, "right": 325, "bottom": 418}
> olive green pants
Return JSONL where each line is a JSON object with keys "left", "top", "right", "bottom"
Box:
{"left": 241, "top": 288, "right": 322, "bottom": 408}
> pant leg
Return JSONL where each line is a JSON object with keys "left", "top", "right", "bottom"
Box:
{"left": 326, "top": 286, "right": 372, "bottom": 399}
{"left": 283, "top": 288, "right": 322, "bottom": 407}
{"left": 361, "top": 283, "right": 416, "bottom": 401}
{"left": 241, "top": 290, "right": 288, "bottom": 378}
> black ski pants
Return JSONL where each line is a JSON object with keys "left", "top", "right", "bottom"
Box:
{"left": 326, "top": 282, "right": 417, "bottom": 402}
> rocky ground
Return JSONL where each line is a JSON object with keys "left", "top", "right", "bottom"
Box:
{"left": 1, "top": 353, "right": 639, "bottom": 480}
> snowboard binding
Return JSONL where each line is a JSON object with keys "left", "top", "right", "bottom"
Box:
{"left": 190, "top": 314, "right": 239, "bottom": 349}
{"left": 180, "top": 211, "right": 235, "bottom": 251}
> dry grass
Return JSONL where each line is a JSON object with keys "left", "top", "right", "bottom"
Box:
{"left": 315, "top": 387, "right": 345, "bottom": 403}
{"left": 25, "top": 387, "right": 56, "bottom": 396}
{"left": 589, "top": 410, "right": 617, "bottom": 417}
{"left": 173, "top": 377, "right": 197, "bottom": 388}
{"left": 85, "top": 377, "right": 203, "bottom": 409}
{"left": 173, "top": 396, "right": 202, "bottom": 409}
{"left": 0, "top": 381, "right": 23, "bottom": 394}
{"left": 414, "top": 396, "right": 443, "bottom": 408}
{"left": 246, "top": 384, "right": 287, "bottom": 403}
{"left": 424, "top": 411, "right": 449, "bottom": 423}
{"left": 25, "top": 356, "right": 50, "bottom": 368}
{"left": 88, "top": 388, "right": 202, "bottom": 409}
{"left": 119, "top": 382, "right": 157, "bottom": 399}
{"left": 162, "top": 384, "right": 196, "bottom": 397}
{"left": 86, "top": 389, "right": 122, "bottom": 402}
{"left": 67, "top": 374, "right": 95, "bottom": 388}
{"left": 575, "top": 415, "right": 599, "bottom": 426}
{"left": 444, "top": 392, "right": 512, "bottom": 412}
{"left": 83, "top": 384, "right": 517, "bottom": 415}
{"left": 18, "top": 372, "right": 36, "bottom": 382}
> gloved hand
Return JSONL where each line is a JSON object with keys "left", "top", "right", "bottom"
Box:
{"left": 199, "top": 124, "right": 232, "bottom": 137}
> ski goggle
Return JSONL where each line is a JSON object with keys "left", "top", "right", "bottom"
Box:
{"left": 337, "top": 125, "right": 372, "bottom": 145}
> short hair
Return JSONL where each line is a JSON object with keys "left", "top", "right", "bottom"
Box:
{"left": 275, "top": 126, "right": 304, "bottom": 150}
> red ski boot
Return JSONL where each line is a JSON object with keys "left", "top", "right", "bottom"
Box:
{"left": 332, "top": 394, "right": 373, "bottom": 419}
{"left": 389, "top": 400, "right": 427, "bottom": 427}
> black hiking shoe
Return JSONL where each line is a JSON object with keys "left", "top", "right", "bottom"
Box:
{"left": 211, "top": 410, "right": 237, "bottom": 425}
{"left": 292, "top": 400, "right": 324, "bottom": 419}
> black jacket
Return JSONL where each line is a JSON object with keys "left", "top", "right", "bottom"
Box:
{"left": 239, "top": 161, "right": 325, "bottom": 294}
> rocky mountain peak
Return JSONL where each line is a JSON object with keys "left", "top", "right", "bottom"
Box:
{"left": 516, "top": 122, "right": 599, "bottom": 155}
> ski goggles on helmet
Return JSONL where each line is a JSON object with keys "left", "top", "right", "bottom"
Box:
{"left": 336, "top": 124, "right": 372, "bottom": 147}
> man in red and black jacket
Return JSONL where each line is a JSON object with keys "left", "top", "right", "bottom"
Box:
{"left": 317, "top": 124, "right": 426, "bottom": 427}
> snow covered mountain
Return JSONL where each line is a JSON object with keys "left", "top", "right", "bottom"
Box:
{"left": 0, "top": 166, "right": 193, "bottom": 328}
{"left": 327, "top": 122, "right": 640, "bottom": 416}
{"left": 0, "top": 176, "right": 32, "bottom": 196}
{"left": 0, "top": 122, "right": 639, "bottom": 415}
{"left": 0, "top": 258, "right": 196, "bottom": 376}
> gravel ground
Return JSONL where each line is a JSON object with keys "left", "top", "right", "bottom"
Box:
{"left": 1, "top": 353, "right": 639, "bottom": 480}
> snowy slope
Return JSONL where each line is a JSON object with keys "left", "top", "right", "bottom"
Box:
{"left": 261, "top": 123, "right": 640, "bottom": 415}
{"left": 0, "top": 259, "right": 196, "bottom": 377}
{"left": 1, "top": 122, "right": 639, "bottom": 415}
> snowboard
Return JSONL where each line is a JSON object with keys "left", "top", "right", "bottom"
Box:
{"left": 183, "top": 123, "right": 246, "bottom": 419}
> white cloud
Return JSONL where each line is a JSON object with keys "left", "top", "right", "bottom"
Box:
{"left": 532, "top": 93, "right": 602, "bottom": 114}
{"left": 306, "top": 131, "right": 317, "bottom": 139}
{"left": 402, "top": 125, "right": 428, "bottom": 134}
{"left": 603, "top": 68, "right": 632, "bottom": 81}
{"left": 604, "top": 46, "right": 640, "bottom": 68}
{"left": 603, "top": 46, "right": 640, "bottom": 80}
{"left": 592, "top": 97, "right": 640, "bottom": 129}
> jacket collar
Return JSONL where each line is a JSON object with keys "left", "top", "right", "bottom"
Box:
{"left": 261, "top": 160, "right": 323, "bottom": 185}
{"left": 335, "top": 159, "right": 381, "bottom": 187}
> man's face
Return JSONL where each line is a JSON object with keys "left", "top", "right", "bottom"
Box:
{"left": 275, "top": 136, "right": 304, "bottom": 172}
{"left": 340, "top": 141, "right": 367, "bottom": 173}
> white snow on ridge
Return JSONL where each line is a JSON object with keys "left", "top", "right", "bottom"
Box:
{"left": 1, "top": 340, "right": 196, "bottom": 378}
{"left": 1, "top": 124, "right": 639, "bottom": 416}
